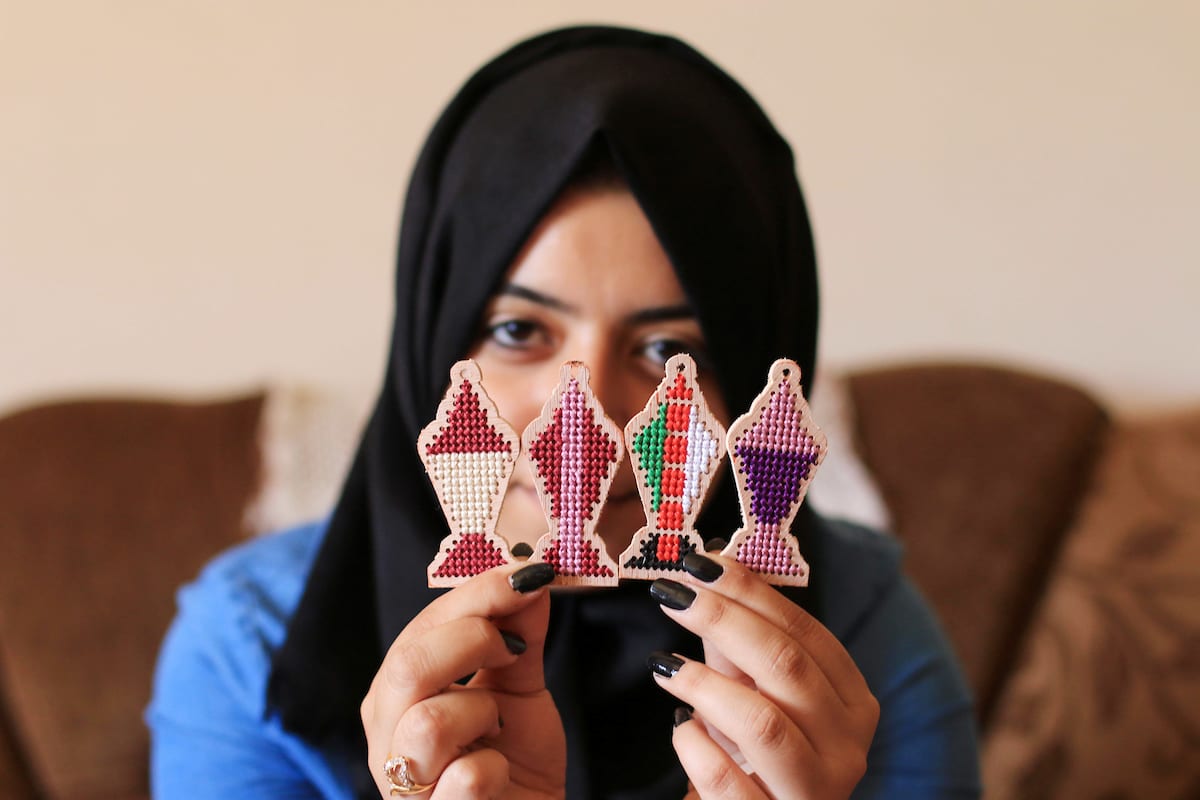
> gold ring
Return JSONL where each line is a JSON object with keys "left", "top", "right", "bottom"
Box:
{"left": 384, "top": 754, "right": 437, "bottom": 796}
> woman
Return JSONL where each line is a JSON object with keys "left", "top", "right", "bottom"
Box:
{"left": 149, "top": 26, "right": 981, "bottom": 799}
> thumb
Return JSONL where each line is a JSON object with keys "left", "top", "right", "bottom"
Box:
{"left": 474, "top": 588, "right": 551, "bottom": 694}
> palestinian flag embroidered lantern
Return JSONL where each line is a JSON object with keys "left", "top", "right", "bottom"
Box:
{"left": 619, "top": 354, "right": 726, "bottom": 580}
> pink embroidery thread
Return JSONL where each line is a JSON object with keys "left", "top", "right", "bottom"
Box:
{"left": 524, "top": 362, "right": 622, "bottom": 586}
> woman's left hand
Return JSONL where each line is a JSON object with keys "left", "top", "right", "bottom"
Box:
{"left": 647, "top": 552, "right": 879, "bottom": 799}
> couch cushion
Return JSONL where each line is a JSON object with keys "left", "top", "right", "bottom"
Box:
{"left": 806, "top": 373, "right": 893, "bottom": 533}
{"left": 0, "top": 395, "right": 264, "bottom": 798}
{"left": 983, "top": 408, "right": 1200, "bottom": 799}
{"left": 244, "top": 386, "right": 367, "bottom": 536}
{"left": 846, "top": 364, "right": 1109, "bottom": 723}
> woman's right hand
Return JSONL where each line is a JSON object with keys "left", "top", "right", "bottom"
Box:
{"left": 361, "top": 562, "right": 565, "bottom": 799}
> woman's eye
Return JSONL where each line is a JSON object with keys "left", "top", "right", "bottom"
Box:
{"left": 641, "top": 338, "right": 699, "bottom": 368}
{"left": 487, "top": 319, "right": 544, "bottom": 349}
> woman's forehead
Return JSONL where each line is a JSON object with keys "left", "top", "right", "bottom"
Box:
{"left": 495, "top": 188, "right": 694, "bottom": 317}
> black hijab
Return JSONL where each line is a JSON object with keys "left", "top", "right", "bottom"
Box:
{"left": 268, "top": 25, "right": 821, "bottom": 799}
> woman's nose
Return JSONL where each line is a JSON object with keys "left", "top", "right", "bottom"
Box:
{"left": 582, "top": 354, "right": 638, "bottom": 430}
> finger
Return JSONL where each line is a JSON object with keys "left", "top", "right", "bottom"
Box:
{"left": 467, "top": 585, "right": 551, "bottom": 696}
{"left": 367, "top": 616, "right": 523, "bottom": 745}
{"left": 679, "top": 552, "right": 872, "bottom": 709}
{"left": 382, "top": 689, "right": 502, "bottom": 793}
{"left": 701, "top": 644, "right": 751, "bottom": 688}
{"left": 672, "top": 708, "right": 764, "bottom": 800}
{"left": 650, "top": 578, "right": 849, "bottom": 743}
{"left": 404, "top": 562, "right": 555, "bottom": 640}
{"left": 406, "top": 562, "right": 554, "bottom": 696}
{"left": 363, "top": 563, "right": 554, "bottom": 750}
{"left": 648, "top": 652, "right": 817, "bottom": 798}
{"left": 431, "top": 748, "right": 509, "bottom": 800}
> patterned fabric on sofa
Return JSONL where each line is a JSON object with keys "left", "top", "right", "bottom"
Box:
{"left": 983, "top": 410, "right": 1200, "bottom": 800}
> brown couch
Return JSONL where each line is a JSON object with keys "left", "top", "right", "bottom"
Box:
{"left": 1, "top": 363, "right": 1197, "bottom": 798}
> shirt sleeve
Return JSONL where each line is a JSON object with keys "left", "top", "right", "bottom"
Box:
{"left": 847, "top": 573, "right": 983, "bottom": 799}
{"left": 146, "top": 528, "right": 346, "bottom": 799}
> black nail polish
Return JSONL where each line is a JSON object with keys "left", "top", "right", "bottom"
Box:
{"left": 682, "top": 552, "right": 724, "bottom": 583}
{"left": 509, "top": 562, "right": 554, "bottom": 592}
{"left": 704, "top": 537, "right": 728, "bottom": 552}
{"left": 510, "top": 542, "right": 533, "bottom": 559}
{"left": 500, "top": 630, "right": 527, "bottom": 655}
{"left": 647, "top": 651, "right": 685, "bottom": 678}
{"left": 673, "top": 706, "right": 693, "bottom": 727}
{"left": 650, "top": 579, "right": 696, "bottom": 610}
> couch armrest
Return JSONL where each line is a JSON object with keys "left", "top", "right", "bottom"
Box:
{"left": 0, "top": 394, "right": 264, "bottom": 798}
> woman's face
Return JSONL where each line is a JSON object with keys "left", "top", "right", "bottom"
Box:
{"left": 468, "top": 186, "right": 729, "bottom": 555}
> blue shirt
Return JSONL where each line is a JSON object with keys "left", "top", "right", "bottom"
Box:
{"left": 147, "top": 519, "right": 982, "bottom": 798}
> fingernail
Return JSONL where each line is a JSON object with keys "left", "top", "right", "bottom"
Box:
{"left": 510, "top": 541, "right": 533, "bottom": 559}
{"left": 647, "top": 651, "right": 685, "bottom": 678}
{"left": 509, "top": 562, "right": 554, "bottom": 593}
{"left": 500, "top": 630, "right": 527, "bottom": 655}
{"left": 673, "top": 706, "right": 693, "bottom": 727}
{"left": 704, "top": 537, "right": 728, "bottom": 552}
{"left": 649, "top": 579, "right": 696, "bottom": 611}
{"left": 682, "top": 552, "right": 724, "bottom": 583}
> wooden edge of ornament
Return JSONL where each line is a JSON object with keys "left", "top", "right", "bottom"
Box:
{"left": 419, "top": 359, "right": 519, "bottom": 587}
{"left": 618, "top": 353, "right": 727, "bottom": 580}
{"left": 720, "top": 358, "right": 827, "bottom": 586}
{"left": 521, "top": 361, "right": 623, "bottom": 587}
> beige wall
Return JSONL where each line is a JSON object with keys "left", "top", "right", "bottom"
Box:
{"left": 2, "top": 1, "right": 1196, "bottom": 415}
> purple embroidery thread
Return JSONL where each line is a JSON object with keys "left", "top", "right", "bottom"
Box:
{"left": 723, "top": 359, "right": 826, "bottom": 585}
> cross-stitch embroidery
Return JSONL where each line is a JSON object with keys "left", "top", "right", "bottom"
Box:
{"left": 523, "top": 362, "right": 622, "bottom": 586}
{"left": 619, "top": 354, "right": 726, "bottom": 580}
{"left": 721, "top": 359, "right": 826, "bottom": 585}
{"left": 420, "top": 360, "right": 519, "bottom": 586}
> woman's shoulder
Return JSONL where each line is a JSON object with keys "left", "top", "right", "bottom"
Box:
{"left": 153, "top": 520, "right": 328, "bottom": 714}
{"left": 815, "top": 514, "right": 903, "bottom": 570}
{"left": 183, "top": 520, "right": 326, "bottom": 632}
{"left": 812, "top": 514, "right": 976, "bottom": 718}
{"left": 813, "top": 517, "right": 982, "bottom": 795}
{"left": 811, "top": 515, "right": 905, "bottom": 639}
{"left": 147, "top": 520, "right": 352, "bottom": 797}
{"left": 812, "top": 515, "right": 960, "bottom": 675}
{"left": 189, "top": 519, "right": 328, "bottom": 619}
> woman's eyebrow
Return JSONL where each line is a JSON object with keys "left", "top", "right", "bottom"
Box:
{"left": 626, "top": 304, "right": 695, "bottom": 324}
{"left": 497, "top": 283, "right": 578, "bottom": 314}
{"left": 497, "top": 283, "right": 694, "bottom": 324}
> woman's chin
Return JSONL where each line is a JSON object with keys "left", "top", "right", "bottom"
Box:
{"left": 595, "top": 497, "right": 644, "bottom": 555}
{"left": 494, "top": 485, "right": 548, "bottom": 550}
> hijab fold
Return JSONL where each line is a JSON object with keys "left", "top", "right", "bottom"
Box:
{"left": 268, "top": 25, "right": 821, "bottom": 798}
